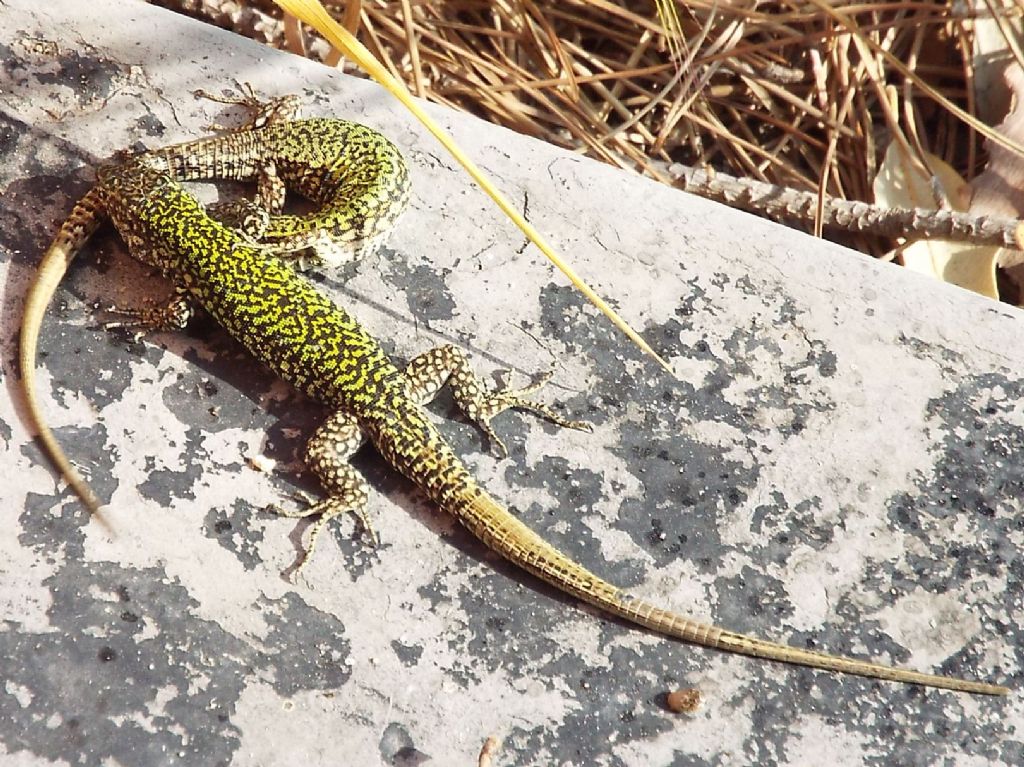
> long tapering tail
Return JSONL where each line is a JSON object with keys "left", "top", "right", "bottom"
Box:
{"left": 450, "top": 486, "right": 1006, "bottom": 695}
{"left": 19, "top": 187, "right": 111, "bottom": 526}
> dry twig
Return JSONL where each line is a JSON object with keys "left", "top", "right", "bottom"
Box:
{"left": 671, "top": 163, "right": 1024, "bottom": 249}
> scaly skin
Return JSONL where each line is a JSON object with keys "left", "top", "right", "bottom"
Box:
{"left": 20, "top": 97, "right": 410, "bottom": 519}
{"left": 53, "top": 154, "right": 1000, "bottom": 696}
{"left": 18, "top": 91, "right": 1008, "bottom": 693}
{"left": 144, "top": 90, "right": 411, "bottom": 266}
{"left": 18, "top": 186, "right": 110, "bottom": 524}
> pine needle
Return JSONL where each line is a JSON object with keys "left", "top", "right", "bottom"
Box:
{"left": 272, "top": 0, "right": 674, "bottom": 374}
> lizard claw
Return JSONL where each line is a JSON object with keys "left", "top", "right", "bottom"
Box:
{"left": 267, "top": 488, "right": 378, "bottom": 579}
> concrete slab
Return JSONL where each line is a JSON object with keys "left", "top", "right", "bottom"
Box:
{"left": 0, "top": 0, "right": 1021, "bottom": 764}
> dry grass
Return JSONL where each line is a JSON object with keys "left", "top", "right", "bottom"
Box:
{"left": 157, "top": 1, "right": 1024, "bottom": 253}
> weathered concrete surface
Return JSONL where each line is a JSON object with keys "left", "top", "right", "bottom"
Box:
{"left": 0, "top": 1, "right": 1021, "bottom": 764}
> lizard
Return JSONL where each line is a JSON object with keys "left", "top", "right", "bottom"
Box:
{"left": 18, "top": 101, "right": 1007, "bottom": 696}
{"left": 19, "top": 89, "right": 412, "bottom": 519}
{"left": 20, "top": 157, "right": 1009, "bottom": 697}
{"left": 141, "top": 85, "right": 412, "bottom": 271}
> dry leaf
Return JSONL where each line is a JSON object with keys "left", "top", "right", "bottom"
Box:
{"left": 969, "top": 1, "right": 1019, "bottom": 126}
{"left": 874, "top": 142, "right": 971, "bottom": 211}
{"left": 874, "top": 142, "right": 999, "bottom": 298}
{"left": 971, "top": 66, "right": 1024, "bottom": 274}
{"left": 971, "top": 66, "right": 1024, "bottom": 221}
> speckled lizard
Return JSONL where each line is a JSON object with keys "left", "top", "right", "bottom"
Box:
{"left": 18, "top": 98, "right": 1008, "bottom": 696}
{"left": 20, "top": 89, "right": 411, "bottom": 516}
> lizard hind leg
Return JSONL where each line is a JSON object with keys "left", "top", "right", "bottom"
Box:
{"left": 272, "top": 409, "right": 374, "bottom": 578}
{"left": 405, "top": 344, "right": 592, "bottom": 458}
{"left": 207, "top": 197, "right": 272, "bottom": 243}
{"left": 205, "top": 154, "right": 330, "bottom": 269}
{"left": 101, "top": 289, "right": 195, "bottom": 336}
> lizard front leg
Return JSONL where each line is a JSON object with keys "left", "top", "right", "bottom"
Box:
{"left": 405, "top": 344, "right": 591, "bottom": 457}
{"left": 96, "top": 225, "right": 198, "bottom": 334}
{"left": 271, "top": 409, "right": 374, "bottom": 577}
{"left": 193, "top": 87, "right": 346, "bottom": 269}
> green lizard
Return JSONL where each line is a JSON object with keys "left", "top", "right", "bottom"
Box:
{"left": 19, "top": 113, "right": 1007, "bottom": 696}
{"left": 144, "top": 86, "right": 411, "bottom": 270}
{"left": 19, "top": 90, "right": 411, "bottom": 519}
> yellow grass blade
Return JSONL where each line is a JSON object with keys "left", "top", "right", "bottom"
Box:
{"left": 273, "top": 0, "right": 673, "bottom": 375}
{"left": 654, "top": 0, "right": 685, "bottom": 63}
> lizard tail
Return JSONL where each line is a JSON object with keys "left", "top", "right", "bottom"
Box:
{"left": 19, "top": 188, "right": 111, "bottom": 529}
{"left": 453, "top": 488, "right": 1007, "bottom": 695}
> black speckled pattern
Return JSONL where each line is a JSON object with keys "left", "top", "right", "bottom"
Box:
{"left": 3, "top": 1, "right": 1022, "bottom": 763}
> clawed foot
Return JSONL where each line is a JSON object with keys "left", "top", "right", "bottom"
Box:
{"left": 473, "top": 369, "right": 592, "bottom": 458}
{"left": 98, "top": 294, "right": 193, "bottom": 336}
{"left": 267, "top": 489, "right": 377, "bottom": 580}
{"left": 405, "top": 345, "right": 591, "bottom": 459}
